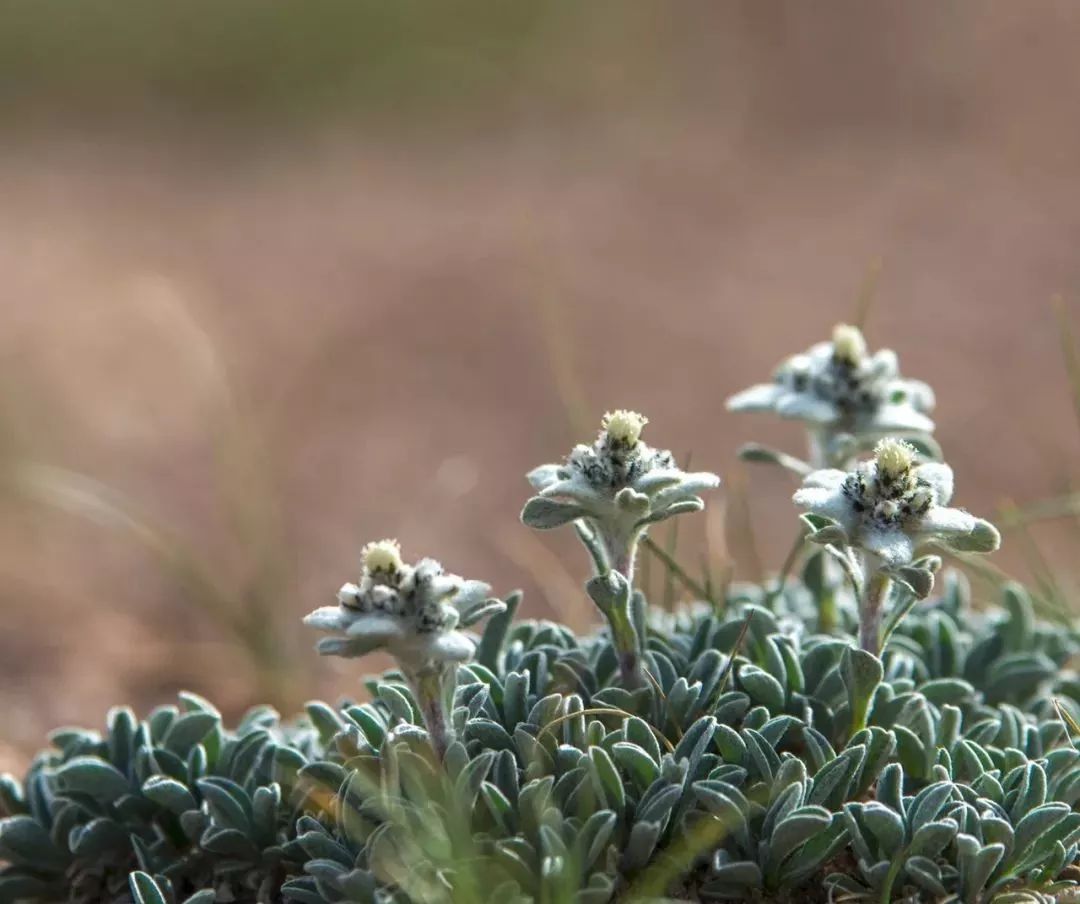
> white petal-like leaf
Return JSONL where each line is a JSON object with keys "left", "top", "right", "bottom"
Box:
{"left": 520, "top": 496, "right": 588, "bottom": 529}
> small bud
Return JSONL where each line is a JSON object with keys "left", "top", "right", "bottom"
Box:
{"left": 874, "top": 438, "right": 916, "bottom": 483}
{"left": 832, "top": 323, "right": 868, "bottom": 366}
{"left": 361, "top": 538, "right": 404, "bottom": 577}
{"left": 602, "top": 410, "right": 648, "bottom": 446}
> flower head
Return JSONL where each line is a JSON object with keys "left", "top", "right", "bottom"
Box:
{"left": 726, "top": 323, "right": 935, "bottom": 438}
{"left": 521, "top": 411, "right": 720, "bottom": 541}
{"left": 831, "top": 322, "right": 868, "bottom": 366}
{"left": 602, "top": 409, "right": 648, "bottom": 446}
{"left": 303, "top": 541, "right": 504, "bottom": 673}
{"left": 360, "top": 538, "right": 403, "bottom": 578}
{"left": 793, "top": 442, "right": 999, "bottom": 570}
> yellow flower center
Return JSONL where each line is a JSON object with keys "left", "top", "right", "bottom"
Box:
{"left": 362, "top": 538, "right": 404, "bottom": 576}
{"left": 874, "top": 438, "right": 916, "bottom": 483}
{"left": 832, "top": 323, "right": 868, "bottom": 366}
{"left": 602, "top": 409, "right": 648, "bottom": 446}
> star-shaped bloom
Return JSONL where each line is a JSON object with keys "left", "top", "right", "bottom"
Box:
{"left": 521, "top": 410, "right": 720, "bottom": 551}
{"left": 793, "top": 438, "right": 999, "bottom": 570}
{"left": 727, "top": 324, "right": 935, "bottom": 437}
{"left": 303, "top": 539, "right": 504, "bottom": 673}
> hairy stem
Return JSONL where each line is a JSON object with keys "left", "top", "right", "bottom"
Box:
{"left": 609, "top": 539, "right": 646, "bottom": 689}
{"left": 859, "top": 571, "right": 892, "bottom": 657}
{"left": 410, "top": 666, "right": 455, "bottom": 761}
{"left": 807, "top": 426, "right": 847, "bottom": 635}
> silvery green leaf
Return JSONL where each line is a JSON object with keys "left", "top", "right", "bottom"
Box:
{"left": 737, "top": 667, "right": 786, "bottom": 713}
{"left": 163, "top": 712, "right": 219, "bottom": 758}
{"left": 196, "top": 777, "right": 252, "bottom": 835}
{"left": 852, "top": 727, "right": 896, "bottom": 797}
{"left": 896, "top": 566, "right": 935, "bottom": 599}
{"left": 55, "top": 757, "right": 130, "bottom": 802}
{"left": 766, "top": 806, "right": 832, "bottom": 875}
{"left": 693, "top": 784, "right": 749, "bottom": 849}
{"left": 859, "top": 802, "right": 904, "bottom": 854}
{"left": 800, "top": 727, "right": 836, "bottom": 774}
{"left": 466, "top": 719, "right": 514, "bottom": 752}
{"left": 129, "top": 872, "right": 168, "bottom": 904}
{"left": 919, "top": 678, "right": 975, "bottom": 708}
{"left": 377, "top": 683, "right": 417, "bottom": 724}
{"left": 1009, "top": 762, "right": 1048, "bottom": 820}
{"left": 636, "top": 497, "right": 704, "bottom": 527}
{"left": 481, "top": 782, "right": 514, "bottom": 833}
{"left": 476, "top": 590, "right": 520, "bottom": 672}
{"left": 841, "top": 647, "right": 882, "bottom": 734}
{"left": 1012, "top": 802, "right": 1072, "bottom": 863}
{"left": 612, "top": 742, "right": 660, "bottom": 790}
{"left": 577, "top": 873, "right": 614, "bottom": 904}
{"left": 0, "top": 816, "right": 69, "bottom": 869}
{"left": 303, "top": 605, "right": 349, "bottom": 632}
{"left": 251, "top": 783, "right": 280, "bottom": 849}
{"left": 956, "top": 833, "right": 1004, "bottom": 899}
{"left": 304, "top": 701, "right": 344, "bottom": 747}
{"left": 841, "top": 804, "right": 873, "bottom": 864}
{"left": 636, "top": 783, "right": 681, "bottom": 825}
{"left": 200, "top": 825, "right": 259, "bottom": 858}
{"left": 905, "top": 856, "right": 947, "bottom": 896}
{"left": 572, "top": 520, "right": 609, "bottom": 574}
{"left": 280, "top": 876, "right": 323, "bottom": 904}
{"left": 763, "top": 781, "right": 805, "bottom": 839}
{"left": 909, "top": 781, "right": 956, "bottom": 833}
{"left": 621, "top": 819, "right": 662, "bottom": 872}
{"left": 182, "top": 892, "right": 216, "bottom": 904}
{"left": 737, "top": 443, "right": 812, "bottom": 477}
{"left": 823, "top": 544, "right": 864, "bottom": 591}
{"left": 458, "top": 598, "right": 507, "bottom": 628}
{"left": 938, "top": 517, "right": 1001, "bottom": 553}
{"left": 614, "top": 487, "right": 650, "bottom": 517}
{"left": 808, "top": 745, "right": 864, "bottom": 809}
{"left": 69, "top": 817, "right": 127, "bottom": 857}
{"left": 0, "top": 776, "right": 23, "bottom": 819}
{"left": 625, "top": 716, "right": 662, "bottom": 763}
{"left": 142, "top": 776, "right": 197, "bottom": 815}
{"left": 588, "top": 747, "right": 625, "bottom": 812}
{"left": 520, "top": 496, "right": 589, "bottom": 529}
{"left": 893, "top": 725, "right": 928, "bottom": 780}
{"left": 742, "top": 728, "right": 780, "bottom": 783}
{"left": 585, "top": 571, "right": 630, "bottom": 616}
{"left": 806, "top": 524, "right": 850, "bottom": 547}
{"left": 633, "top": 469, "right": 685, "bottom": 494}
{"left": 776, "top": 813, "right": 848, "bottom": 886}
{"left": 709, "top": 859, "right": 762, "bottom": 887}
{"left": 526, "top": 463, "right": 563, "bottom": 491}
{"left": 800, "top": 513, "right": 838, "bottom": 533}
{"left": 909, "top": 818, "right": 958, "bottom": 859}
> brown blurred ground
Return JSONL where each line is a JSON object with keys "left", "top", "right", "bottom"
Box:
{"left": 2, "top": 1, "right": 1080, "bottom": 768}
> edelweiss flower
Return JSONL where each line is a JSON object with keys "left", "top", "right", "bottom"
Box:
{"left": 727, "top": 324, "right": 935, "bottom": 437}
{"left": 303, "top": 539, "right": 504, "bottom": 672}
{"left": 521, "top": 410, "right": 719, "bottom": 567}
{"left": 793, "top": 438, "right": 999, "bottom": 570}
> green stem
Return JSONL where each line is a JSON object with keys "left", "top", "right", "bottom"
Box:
{"left": 878, "top": 845, "right": 908, "bottom": 904}
{"left": 860, "top": 571, "right": 892, "bottom": 657}
{"left": 409, "top": 665, "right": 455, "bottom": 761}
{"left": 806, "top": 427, "right": 848, "bottom": 636}
{"left": 609, "top": 539, "right": 646, "bottom": 690}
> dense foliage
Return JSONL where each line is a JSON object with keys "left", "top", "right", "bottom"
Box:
{"left": 3, "top": 568, "right": 1080, "bottom": 903}
{"left": 2, "top": 322, "right": 1076, "bottom": 902}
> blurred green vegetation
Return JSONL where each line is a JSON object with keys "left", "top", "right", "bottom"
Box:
{"left": 0, "top": 1, "right": 684, "bottom": 126}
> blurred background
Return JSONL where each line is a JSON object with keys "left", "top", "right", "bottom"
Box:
{"left": 3, "top": 0, "right": 1080, "bottom": 769}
